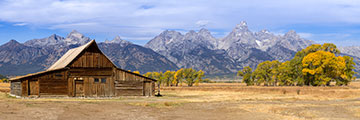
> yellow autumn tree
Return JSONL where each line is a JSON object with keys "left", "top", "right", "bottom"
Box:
{"left": 237, "top": 66, "right": 253, "bottom": 86}
{"left": 173, "top": 68, "right": 184, "bottom": 86}
{"left": 163, "top": 70, "right": 175, "bottom": 86}
{"left": 133, "top": 71, "right": 140, "bottom": 74}
{"left": 302, "top": 51, "right": 346, "bottom": 86}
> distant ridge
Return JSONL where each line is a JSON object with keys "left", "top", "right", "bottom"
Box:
{"left": 1, "top": 22, "right": 359, "bottom": 76}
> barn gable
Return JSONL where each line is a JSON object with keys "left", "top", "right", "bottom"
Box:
{"left": 48, "top": 40, "right": 116, "bottom": 70}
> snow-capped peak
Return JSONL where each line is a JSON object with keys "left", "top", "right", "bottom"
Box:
{"left": 234, "top": 21, "right": 249, "bottom": 32}
{"left": 104, "top": 35, "right": 131, "bottom": 44}
{"left": 260, "top": 29, "right": 270, "bottom": 34}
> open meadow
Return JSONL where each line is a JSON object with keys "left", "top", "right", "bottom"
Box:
{"left": 1, "top": 82, "right": 360, "bottom": 120}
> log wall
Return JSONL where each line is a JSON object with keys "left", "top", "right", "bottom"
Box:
{"left": 10, "top": 80, "right": 21, "bottom": 96}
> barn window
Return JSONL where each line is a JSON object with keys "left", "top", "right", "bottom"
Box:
{"left": 101, "top": 78, "right": 106, "bottom": 83}
{"left": 55, "top": 74, "right": 63, "bottom": 77}
{"left": 94, "top": 78, "right": 99, "bottom": 83}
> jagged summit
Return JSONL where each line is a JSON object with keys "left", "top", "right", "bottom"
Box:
{"left": 3, "top": 39, "right": 22, "bottom": 48}
{"left": 104, "top": 35, "right": 132, "bottom": 45}
{"left": 160, "top": 30, "right": 181, "bottom": 35}
{"left": 284, "top": 30, "right": 298, "bottom": 38}
{"left": 69, "top": 30, "right": 80, "bottom": 35}
{"left": 9, "top": 39, "right": 19, "bottom": 43}
{"left": 64, "top": 30, "right": 91, "bottom": 46}
{"left": 259, "top": 29, "right": 270, "bottom": 34}
{"left": 199, "top": 28, "right": 210, "bottom": 33}
{"left": 233, "top": 21, "right": 249, "bottom": 31}
{"left": 66, "top": 30, "right": 84, "bottom": 38}
{"left": 236, "top": 21, "right": 248, "bottom": 28}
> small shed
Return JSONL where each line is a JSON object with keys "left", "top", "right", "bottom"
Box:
{"left": 10, "top": 40, "right": 156, "bottom": 97}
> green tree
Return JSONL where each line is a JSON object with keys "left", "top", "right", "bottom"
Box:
{"left": 321, "top": 43, "right": 340, "bottom": 54}
{"left": 182, "top": 68, "right": 200, "bottom": 87}
{"left": 237, "top": 66, "right": 254, "bottom": 86}
{"left": 153, "top": 72, "right": 164, "bottom": 95}
{"left": 163, "top": 70, "right": 175, "bottom": 86}
{"left": 336, "top": 56, "right": 356, "bottom": 85}
{"left": 253, "top": 61, "right": 279, "bottom": 86}
{"left": 195, "top": 70, "right": 205, "bottom": 86}
{"left": 277, "top": 61, "right": 295, "bottom": 86}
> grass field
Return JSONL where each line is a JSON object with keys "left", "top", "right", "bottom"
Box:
{"left": 1, "top": 82, "right": 360, "bottom": 119}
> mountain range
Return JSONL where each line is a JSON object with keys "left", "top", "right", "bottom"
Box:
{"left": 0, "top": 21, "right": 358, "bottom": 76}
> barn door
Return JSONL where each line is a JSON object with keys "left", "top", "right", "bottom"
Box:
{"left": 143, "top": 81, "right": 151, "bottom": 96}
{"left": 91, "top": 77, "right": 108, "bottom": 97}
{"left": 75, "top": 80, "right": 84, "bottom": 97}
{"left": 28, "top": 80, "right": 39, "bottom": 96}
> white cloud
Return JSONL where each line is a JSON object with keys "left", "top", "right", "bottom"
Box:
{"left": 196, "top": 20, "right": 210, "bottom": 27}
{"left": 0, "top": 0, "right": 359, "bottom": 44}
{"left": 13, "top": 23, "right": 27, "bottom": 26}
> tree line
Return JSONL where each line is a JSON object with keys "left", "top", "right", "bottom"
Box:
{"left": 143, "top": 68, "right": 205, "bottom": 87}
{"left": 0, "top": 74, "right": 8, "bottom": 83}
{"left": 238, "top": 43, "right": 356, "bottom": 86}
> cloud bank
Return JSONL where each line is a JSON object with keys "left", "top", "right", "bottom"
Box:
{"left": 0, "top": 0, "right": 359, "bottom": 45}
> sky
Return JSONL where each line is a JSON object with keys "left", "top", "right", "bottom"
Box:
{"left": 0, "top": 0, "right": 359, "bottom": 46}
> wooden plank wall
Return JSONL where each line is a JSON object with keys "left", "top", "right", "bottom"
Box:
{"left": 113, "top": 69, "right": 155, "bottom": 96}
{"left": 69, "top": 68, "right": 112, "bottom": 76}
{"left": 70, "top": 46, "right": 113, "bottom": 68}
{"left": 37, "top": 70, "right": 68, "bottom": 95}
{"left": 68, "top": 68, "right": 114, "bottom": 97}
{"left": 83, "top": 77, "right": 113, "bottom": 97}
{"left": 21, "top": 80, "right": 28, "bottom": 96}
{"left": 10, "top": 81, "right": 21, "bottom": 96}
{"left": 29, "top": 80, "right": 39, "bottom": 95}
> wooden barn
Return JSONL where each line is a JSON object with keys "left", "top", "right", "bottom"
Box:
{"left": 9, "top": 40, "right": 156, "bottom": 97}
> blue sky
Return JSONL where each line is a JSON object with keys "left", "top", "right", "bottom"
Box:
{"left": 0, "top": 0, "right": 359, "bottom": 46}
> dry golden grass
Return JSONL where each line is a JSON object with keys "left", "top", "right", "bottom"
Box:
{"left": 1, "top": 82, "right": 360, "bottom": 119}
{"left": 162, "top": 82, "right": 360, "bottom": 100}
{"left": 0, "top": 83, "right": 10, "bottom": 92}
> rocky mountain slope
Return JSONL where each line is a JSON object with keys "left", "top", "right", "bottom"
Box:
{"left": 339, "top": 46, "right": 360, "bottom": 58}
{"left": 145, "top": 21, "right": 315, "bottom": 74}
{"left": 1, "top": 21, "right": 357, "bottom": 76}
{"left": 0, "top": 31, "right": 178, "bottom": 75}
{"left": 145, "top": 29, "right": 237, "bottom": 74}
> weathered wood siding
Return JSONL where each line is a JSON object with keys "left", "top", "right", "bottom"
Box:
{"left": 38, "top": 70, "right": 68, "bottom": 95}
{"left": 69, "top": 68, "right": 112, "bottom": 76}
{"left": 68, "top": 76, "right": 114, "bottom": 97}
{"left": 113, "top": 69, "right": 155, "bottom": 96}
{"left": 10, "top": 80, "right": 21, "bottom": 96}
{"left": 68, "top": 68, "right": 114, "bottom": 97}
{"left": 70, "top": 44, "right": 113, "bottom": 68}
{"left": 114, "top": 69, "right": 143, "bottom": 96}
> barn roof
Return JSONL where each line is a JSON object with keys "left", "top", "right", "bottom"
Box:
{"left": 10, "top": 40, "right": 156, "bottom": 81}
{"left": 9, "top": 68, "right": 66, "bottom": 81}
{"left": 47, "top": 40, "right": 103, "bottom": 70}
